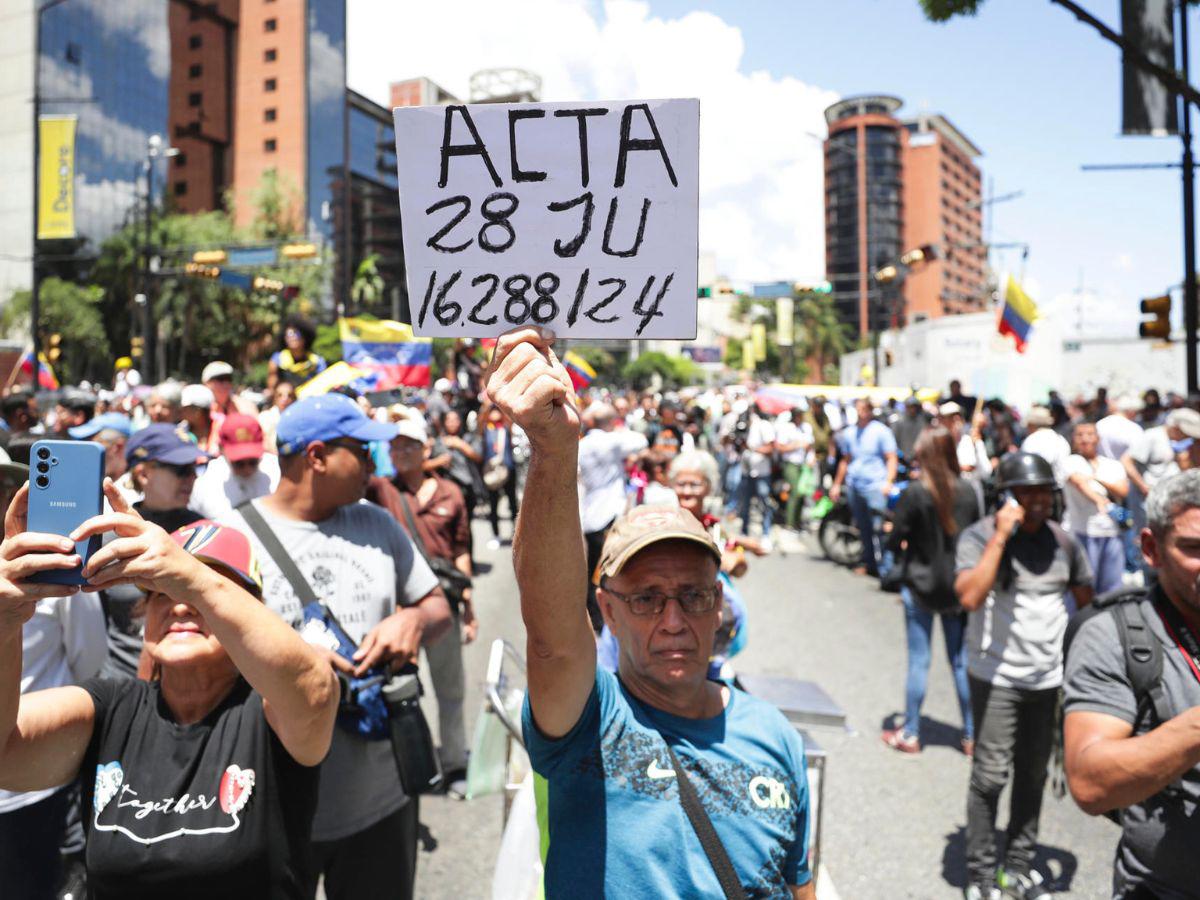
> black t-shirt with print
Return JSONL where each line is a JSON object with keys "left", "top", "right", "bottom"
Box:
{"left": 80, "top": 677, "right": 318, "bottom": 899}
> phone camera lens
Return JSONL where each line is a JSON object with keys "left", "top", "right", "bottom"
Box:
{"left": 50, "top": 457, "right": 58, "bottom": 466}
{"left": 35, "top": 475, "right": 49, "bottom": 489}
{"left": 36, "top": 461, "right": 49, "bottom": 474}
{"left": 36, "top": 447, "right": 50, "bottom": 461}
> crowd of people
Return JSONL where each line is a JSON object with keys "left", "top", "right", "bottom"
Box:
{"left": 0, "top": 320, "right": 1197, "bottom": 899}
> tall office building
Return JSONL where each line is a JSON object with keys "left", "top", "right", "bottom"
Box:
{"left": 824, "top": 95, "right": 986, "bottom": 340}
{"left": 0, "top": 0, "right": 397, "bottom": 318}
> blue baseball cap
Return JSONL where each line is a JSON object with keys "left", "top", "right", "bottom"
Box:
{"left": 276, "top": 393, "right": 397, "bottom": 456}
{"left": 69, "top": 412, "right": 133, "bottom": 440}
{"left": 125, "top": 423, "right": 210, "bottom": 467}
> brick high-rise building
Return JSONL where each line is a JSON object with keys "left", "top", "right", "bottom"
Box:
{"left": 824, "top": 95, "right": 986, "bottom": 340}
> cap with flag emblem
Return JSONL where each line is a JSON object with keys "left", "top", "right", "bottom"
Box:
{"left": 170, "top": 520, "right": 262, "bottom": 597}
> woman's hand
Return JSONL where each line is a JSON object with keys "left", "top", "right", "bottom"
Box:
{"left": 460, "top": 595, "right": 478, "bottom": 644}
{"left": 0, "top": 485, "right": 82, "bottom": 630}
{"left": 73, "top": 480, "right": 201, "bottom": 597}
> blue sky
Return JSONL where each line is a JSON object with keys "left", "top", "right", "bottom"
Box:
{"left": 644, "top": 0, "right": 1188, "bottom": 333}
{"left": 351, "top": 0, "right": 1191, "bottom": 336}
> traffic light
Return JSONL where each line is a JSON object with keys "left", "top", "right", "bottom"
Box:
{"left": 900, "top": 244, "right": 940, "bottom": 267}
{"left": 130, "top": 336, "right": 144, "bottom": 359}
{"left": 184, "top": 262, "right": 221, "bottom": 279}
{"left": 252, "top": 276, "right": 285, "bottom": 293}
{"left": 1139, "top": 294, "right": 1172, "bottom": 340}
{"left": 795, "top": 280, "right": 832, "bottom": 294}
{"left": 47, "top": 333, "right": 61, "bottom": 363}
{"left": 192, "top": 250, "right": 228, "bottom": 265}
{"left": 874, "top": 265, "right": 899, "bottom": 284}
{"left": 280, "top": 243, "right": 318, "bottom": 260}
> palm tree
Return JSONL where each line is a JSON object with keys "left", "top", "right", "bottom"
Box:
{"left": 797, "top": 296, "right": 852, "bottom": 383}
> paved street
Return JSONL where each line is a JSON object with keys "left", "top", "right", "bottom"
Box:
{"left": 414, "top": 522, "right": 1120, "bottom": 899}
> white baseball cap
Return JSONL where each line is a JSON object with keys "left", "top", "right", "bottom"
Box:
{"left": 181, "top": 384, "right": 215, "bottom": 409}
{"left": 393, "top": 416, "right": 428, "bottom": 444}
{"left": 201, "top": 361, "right": 235, "bottom": 383}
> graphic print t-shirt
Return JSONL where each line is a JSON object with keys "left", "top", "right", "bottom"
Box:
{"left": 220, "top": 498, "right": 438, "bottom": 841}
{"left": 80, "top": 678, "right": 317, "bottom": 900}
{"left": 524, "top": 670, "right": 811, "bottom": 899}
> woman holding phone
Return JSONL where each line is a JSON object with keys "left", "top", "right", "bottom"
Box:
{"left": 0, "top": 480, "right": 338, "bottom": 899}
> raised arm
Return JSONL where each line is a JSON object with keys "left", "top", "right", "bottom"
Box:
{"left": 485, "top": 327, "right": 594, "bottom": 739}
{"left": 0, "top": 486, "right": 99, "bottom": 791}
{"left": 76, "top": 482, "right": 339, "bottom": 766}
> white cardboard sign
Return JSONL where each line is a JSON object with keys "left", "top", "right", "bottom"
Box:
{"left": 392, "top": 99, "right": 699, "bottom": 339}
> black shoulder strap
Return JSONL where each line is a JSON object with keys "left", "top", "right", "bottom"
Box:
{"left": 396, "top": 492, "right": 431, "bottom": 564}
{"left": 664, "top": 743, "right": 747, "bottom": 900}
{"left": 236, "top": 500, "right": 320, "bottom": 607}
{"left": 1114, "top": 600, "right": 1171, "bottom": 727}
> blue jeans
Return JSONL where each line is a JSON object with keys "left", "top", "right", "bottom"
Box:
{"left": 739, "top": 473, "right": 773, "bottom": 537}
{"left": 846, "top": 482, "right": 885, "bottom": 575}
{"left": 723, "top": 460, "right": 743, "bottom": 515}
{"left": 901, "top": 587, "right": 973, "bottom": 741}
{"left": 1078, "top": 533, "right": 1125, "bottom": 596}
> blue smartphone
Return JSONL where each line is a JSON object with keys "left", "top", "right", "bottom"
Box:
{"left": 27, "top": 440, "right": 105, "bottom": 585}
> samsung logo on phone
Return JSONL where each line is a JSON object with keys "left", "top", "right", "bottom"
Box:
{"left": 49, "top": 501, "right": 77, "bottom": 508}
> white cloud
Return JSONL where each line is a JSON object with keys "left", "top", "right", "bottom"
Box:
{"left": 309, "top": 29, "right": 346, "bottom": 107}
{"left": 347, "top": 0, "right": 838, "bottom": 284}
{"left": 89, "top": 2, "right": 171, "bottom": 81}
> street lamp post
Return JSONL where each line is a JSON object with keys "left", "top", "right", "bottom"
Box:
{"left": 140, "top": 134, "right": 178, "bottom": 383}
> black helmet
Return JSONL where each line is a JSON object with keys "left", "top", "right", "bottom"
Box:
{"left": 995, "top": 451, "right": 1055, "bottom": 490}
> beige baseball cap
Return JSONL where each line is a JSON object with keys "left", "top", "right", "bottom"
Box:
{"left": 597, "top": 505, "right": 722, "bottom": 581}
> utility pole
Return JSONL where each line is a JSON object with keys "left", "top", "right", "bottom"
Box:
{"left": 1181, "top": 1, "right": 1198, "bottom": 393}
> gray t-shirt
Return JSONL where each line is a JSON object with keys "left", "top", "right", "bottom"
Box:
{"left": 221, "top": 498, "right": 439, "bottom": 842}
{"left": 1063, "top": 594, "right": 1200, "bottom": 900}
{"left": 1128, "top": 426, "right": 1179, "bottom": 491}
{"left": 956, "top": 519, "right": 1092, "bottom": 690}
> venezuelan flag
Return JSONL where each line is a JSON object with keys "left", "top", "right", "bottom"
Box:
{"left": 19, "top": 350, "right": 59, "bottom": 390}
{"left": 563, "top": 351, "right": 596, "bottom": 391}
{"left": 339, "top": 317, "right": 432, "bottom": 389}
{"left": 998, "top": 276, "right": 1039, "bottom": 354}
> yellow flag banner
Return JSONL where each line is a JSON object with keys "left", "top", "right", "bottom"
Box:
{"left": 38, "top": 116, "right": 77, "bottom": 240}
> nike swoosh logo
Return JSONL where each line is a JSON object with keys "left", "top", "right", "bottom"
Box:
{"left": 647, "top": 759, "right": 676, "bottom": 780}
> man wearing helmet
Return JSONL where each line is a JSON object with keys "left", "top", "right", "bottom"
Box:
{"left": 954, "top": 452, "right": 1095, "bottom": 900}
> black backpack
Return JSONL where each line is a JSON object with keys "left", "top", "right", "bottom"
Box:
{"left": 1062, "top": 587, "right": 1171, "bottom": 732}
{"left": 1057, "top": 586, "right": 1175, "bottom": 821}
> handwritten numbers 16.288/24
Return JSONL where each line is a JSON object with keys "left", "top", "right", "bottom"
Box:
{"left": 417, "top": 268, "right": 673, "bottom": 336}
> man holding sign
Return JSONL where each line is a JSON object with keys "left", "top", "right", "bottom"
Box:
{"left": 393, "top": 99, "right": 699, "bottom": 341}
{"left": 485, "top": 326, "right": 814, "bottom": 899}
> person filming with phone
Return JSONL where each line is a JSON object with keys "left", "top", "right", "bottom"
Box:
{"left": 486, "top": 327, "right": 814, "bottom": 900}
{"left": 954, "top": 452, "right": 1094, "bottom": 900}
{"left": 0, "top": 479, "right": 339, "bottom": 899}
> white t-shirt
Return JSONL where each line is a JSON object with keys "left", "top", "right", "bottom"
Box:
{"left": 1096, "top": 414, "right": 1144, "bottom": 462}
{"left": 189, "top": 453, "right": 281, "bottom": 520}
{"left": 1021, "top": 428, "right": 1073, "bottom": 486}
{"left": 1063, "top": 454, "right": 1127, "bottom": 537}
{"left": 577, "top": 429, "right": 649, "bottom": 534}
{"left": 744, "top": 418, "right": 776, "bottom": 478}
{"left": 957, "top": 435, "right": 993, "bottom": 478}
{"left": 219, "top": 498, "right": 438, "bottom": 842}
{"left": 774, "top": 420, "right": 813, "bottom": 466}
{"left": 0, "top": 593, "right": 106, "bottom": 814}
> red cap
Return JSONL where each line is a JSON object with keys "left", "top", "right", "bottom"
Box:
{"left": 219, "top": 414, "right": 264, "bottom": 462}
{"left": 170, "top": 521, "right": 263, "bottom": 597}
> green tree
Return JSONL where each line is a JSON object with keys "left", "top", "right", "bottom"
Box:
{"left": 796, "top": 296, "right": 853, "bottom": 384}
{"left": 247, "top": 168, "right": 304, "bottom": 240}
{"left": 621, "top": 351, "right": 701, "bottom": 390}
{"left": 565, "top": 345, "right": 619, "bottom": 384}
{"left": 0, "top": 278, "right": 110, "bottom": 384}
{"left": 918, "top": 0, "right": 984, "bottom": 21}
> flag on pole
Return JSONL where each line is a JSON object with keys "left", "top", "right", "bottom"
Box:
{"left": 339, "top": 317, "right": 432, "bottom": 389}
{"left": 998, "top": 276, "right": 1039, "bottom": 354}
{"left": 19, "top": 350, "right": 59, "bottom": 390}
{"left": 563, "top": 351, "right": 596, "bottom": 391}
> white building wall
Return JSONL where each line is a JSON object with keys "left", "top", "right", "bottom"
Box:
{"left": 0, "top": 0, "right": 34, "bottom": 303}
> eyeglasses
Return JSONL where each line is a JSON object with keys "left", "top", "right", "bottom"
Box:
{"left": 602, "top": 584, "right": 721, "bottom": 617}
{"left": 326, "top": 439, "right": 372, "bottom": 460}
{"left": 154, "top": 462, "right": 197, "bottom": 478}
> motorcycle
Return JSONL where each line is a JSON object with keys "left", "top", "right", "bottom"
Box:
{"left": 811, "top": 490, "right": 862, "bottom": 567}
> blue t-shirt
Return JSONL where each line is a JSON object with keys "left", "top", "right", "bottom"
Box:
{"left": 838, "top": 419, "right": 897, "bottom": 491}
{"left": 523, "top": 669, "right": 811, "bottom": 898}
